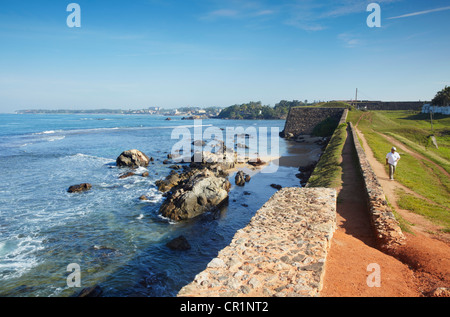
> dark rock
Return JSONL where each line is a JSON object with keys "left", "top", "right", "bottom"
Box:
{"left": 292, "top": 254, "right": 306, "bottom": 262}
{"left": 116, "top": 149, "right": 150, "bottom": 168}
{"left": 159, "top": 169, "right": 231, "bottom": 221}
{"left": 248, "top": 158, "right": 265, "bottom": 166}
{"left": 270, "top": 184, "right": 282, "bottom": 190}
{"left": 182, "top": 115, "right": 204, "bottom": 120}
{"left": 68, "top": 183, "right": 92, "bottom": 193}
{"left": 192, "top": 140, "right": 206, "bottom": 146}
{"left": 155, "top": 172, "right": 181, "bottom": 193}
{"left": 166, "top": 235, "right": 191, "bottom": 250}
{"left": 297, "top": 163, "right": 316, "bottom": 184}
{"left": 235, "top": 171, "right": 246, "bottom": 186}
{"left": 139, "top": 195, "right": 149, "bottom": 201}
{"left": 243, "top": 191, "right": 251, "bottom": 195}
{"left": 75, "top": 285, "right": 103, "bottom": 297}
{"left": 300, "top": 262, "right": 323, "bottom": 272}
{"left": 142, "top": 171, "right": 149, "bottom": 177}
{"left": 244, "top": 174, "right": 251, "bottom": 182}
{"left": 119, "top": 172, "right": 135, "bottom": 179}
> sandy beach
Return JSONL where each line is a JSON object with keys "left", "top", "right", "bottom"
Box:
{"left": 277, "top": 135, "right": 325, "bottom": 168}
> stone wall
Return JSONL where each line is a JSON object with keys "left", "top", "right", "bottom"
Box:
{"left": 281, "top": 107, "right": 346, "bottom": 138}
{"left": 356, "top": 101, "right": 424, "bottom": 111}
{"left": 178, "top": 187, "right": 337, "bottom": 297}
{"left": 348, "top": 122, "right": 406, "bottom": 252}
{"left": 338, "top": 109, "right": 349, "bottom": 125}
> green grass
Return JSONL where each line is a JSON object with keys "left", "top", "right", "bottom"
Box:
{"left": 346, "top": 109, "right": 364, "bottom": 123}
{"left": 312, "top": 101, "right": 355, "bottom": 110}
{"left": 293, "top": 101, "right": 355, "bottom": 110}
{"left": 384, "top": 131, "right": 450, "bottom": 173}
{"left": 385, "top": 196, "right": 415, "bottom": 234}
{"left": 396, "top": 188, "right": 450, "bottom": 233}
{"left": 348, "top": 110, "right": 450, "bottom": 233}
{"left": 307, "top": 123, "right": 347, "bottom": 188}
{"left": 363, "top": 111, "right": 450, "bottom": 172}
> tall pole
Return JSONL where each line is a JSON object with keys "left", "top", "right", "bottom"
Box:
{"left": 430, "top": 105, "right": 434, "bottom": 134}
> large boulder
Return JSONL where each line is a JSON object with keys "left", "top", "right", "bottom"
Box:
{"left": 155, "top": 171, "right": 182, "bottom": 193}
{"left": 116, "top": 150, "right": 150, "bottom": 168}
{"left": 235, "top": 171, "right": 247, "bottom": 186}
{"left": 68, "top": 183, "right": 92, "bottom": 193}
{"left": 159, "top": 169, "right": 231, "bottom": 221}
{"left": 166, "top": 235, "right": 191, "bottom": 251}
{"left": 191, "top": 150, "right": 236, "bottom": 170}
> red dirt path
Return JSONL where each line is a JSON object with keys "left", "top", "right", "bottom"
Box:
{"left": 320, "top": 125, "right": 450, "bottom": 297}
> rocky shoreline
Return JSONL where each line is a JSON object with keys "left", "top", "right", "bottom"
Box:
{"left": 67, "top": 134, "right": 326, "bottom": 221}
{"left": 66, "top": 133, "right": 327, "bottom": 297}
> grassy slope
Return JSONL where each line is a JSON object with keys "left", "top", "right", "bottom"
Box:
{"left": 347, "top": 110, "right": 450, "bottom": 232}
{"left": 307, "top": 123, "right": 347, "bottom": 188}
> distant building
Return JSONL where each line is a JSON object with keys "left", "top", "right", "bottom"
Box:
{"left": 422, "top": 104, "right": 450, "bottom": 115}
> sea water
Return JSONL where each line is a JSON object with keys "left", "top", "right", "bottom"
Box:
{"left": 0, "top": 113, "right": 303, "bottom": 297}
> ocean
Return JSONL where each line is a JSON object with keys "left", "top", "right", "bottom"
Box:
{"left": 0, "top": 113, "right": 306, "bottom": 297}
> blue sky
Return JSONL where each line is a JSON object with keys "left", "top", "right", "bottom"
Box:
{"left": 0, "top": 0, "right": 449, "bottom": 112}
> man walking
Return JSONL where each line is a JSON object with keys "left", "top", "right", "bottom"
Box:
{"left": 386, "top": 146, "right": 401, "bottom": 180}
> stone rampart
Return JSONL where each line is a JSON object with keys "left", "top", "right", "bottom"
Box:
{"left": 178, "top": 187, "right": 337, "bottom": 297}
{"left": 356, "top": 101, "right": 424, "bottom": 111}
{"left": 348, "top": 122, "right": 406, "bottom": 252}
{"left": 281, "top": 107, "right": 346, "bottom": 138}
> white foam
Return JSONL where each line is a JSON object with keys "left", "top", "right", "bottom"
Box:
{"left": 47, "top": 136, "right": 65, "bottom": 142}
{"left": 0, "top": 236, "right": 44, "bottom": 280}
{"left": 29, "top": 123, "right": 214, "bottom": 139}
{"left": 69, "top": 153, "right": 115, "bottom": 164}
{"left": 157, "top": 214, "right": 177, "bottom": 225}
{"left": 34, "top": 130, "right": 63, "bottom": 135}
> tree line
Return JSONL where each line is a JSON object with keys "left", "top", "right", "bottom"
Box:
{"left": 432, "top": 86, "right": 450, "bottom": 107}
{"left": 217, "top": 100, "right": 306, "bottom": 120}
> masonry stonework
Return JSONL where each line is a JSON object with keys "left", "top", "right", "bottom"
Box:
{"left": 281, "top": 107, "right": 346, "bottom": 138}
{"left": 178, "top": 187, "right": 337, "bottom": 297}
{"left": 348, "top": 122, "right": 406, "bottom": 252}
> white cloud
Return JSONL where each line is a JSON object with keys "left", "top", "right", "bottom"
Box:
{"left": 201, "top": 6, "right": 276, "bottom": 21}
{"left": 338, "top": 33, "right": 361, "bottom": 48}
{"left": 253, "top": 9, "right": 275, "bottom": 16}
{"left": 387, "top": 5, "right": 450, "bottom": 19}
{"left": 208, "top": 9, "right": 240, "bottom": 18}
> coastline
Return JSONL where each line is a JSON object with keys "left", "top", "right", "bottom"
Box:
{"left": 277, "top": 135, "right": 324, "bottom": 168}
{"left": 223, "top": 134, "right": 325, "bottom": 183}
{"left": 0, "top": 114, "right": 327, "bottom": 297}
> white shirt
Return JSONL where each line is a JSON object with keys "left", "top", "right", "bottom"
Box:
{"left": 386, "top": 151, "right": 401, "bottom": 166}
